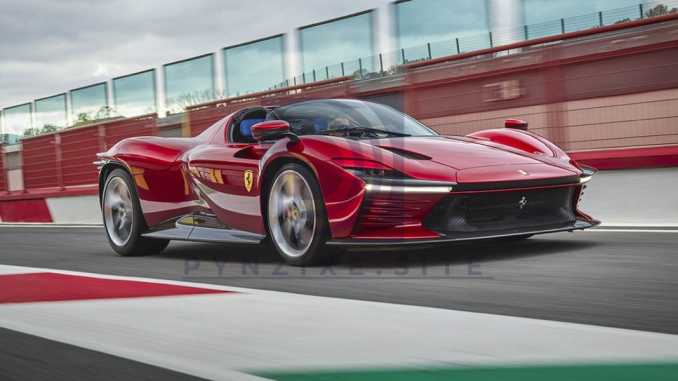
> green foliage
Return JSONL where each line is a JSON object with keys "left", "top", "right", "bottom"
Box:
{"left": 21, "top": 123, "right": 63, "bottom": 139}
{"left": 2, "top": 133, "right": 20, "bottom": 144}
{"left": 72, "top": 106, "right": 119, "bottom": 127}
{"left": 645, "top": 4, "right": 678, "bottom": 18}
{"left": 165, "top": 89, "right": 223, "bottom": 115}
{"left": 614, "top": 18, "right": 632, "bottom": 24}
{"left": 73, "top": 112, "right": 93, "bottom": 127}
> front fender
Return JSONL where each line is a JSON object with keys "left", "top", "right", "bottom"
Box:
{"left": 260, "top": 138, "right": 366, "bottom": 238}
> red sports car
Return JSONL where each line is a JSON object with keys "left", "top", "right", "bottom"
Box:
{"left": 96, "top": 99, "right": 598, "bottom": 265}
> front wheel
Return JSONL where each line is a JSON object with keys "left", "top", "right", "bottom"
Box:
{"left": 267, "top": 164, "right": 342, "bottom": 266}
{"left": 102, "top": 168, "right": 169, "bottom": 256}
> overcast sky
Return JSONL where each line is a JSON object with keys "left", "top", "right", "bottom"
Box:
{"left": 1, "top": 0, "right": 636, "bottom": 110}
{"left": 0, "top": 0, "right": 395, "bottom": 109}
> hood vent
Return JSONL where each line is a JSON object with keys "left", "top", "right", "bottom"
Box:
{"left": 379, "top": 147, "right": 432, "bottom": 161}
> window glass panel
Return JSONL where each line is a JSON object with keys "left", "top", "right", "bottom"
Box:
{"left": 70, "top": 83, "right": 108, "bottom": 127}
{"left": 164, "top": 55, "right": 214, "bottom": 114}
{"left": 113, "top": 70, "right": 156, "bottom": 118}
{"left": 1, "top": 104, "right": 32, "bottom": 145}
{"left": 396, "top": 0, "right": 489, "bottom": 61}
{"left": 299, "top": 12, "right": 374, "bottom": 81}
{"left": 223, "top": 36, "right": 285, "bottom": 98}
{"left": 35, "top": 94, "right": 67, "bottom": 130}
{"left": 523, "top": 0, "right": 642, "bottom": 26}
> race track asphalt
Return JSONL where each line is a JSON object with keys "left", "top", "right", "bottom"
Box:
{"left": 1, "top": 226, "right": 676, "bottom": 335}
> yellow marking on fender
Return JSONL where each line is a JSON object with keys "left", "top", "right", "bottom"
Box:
{"left": 215, "top": 169, "right": 224, "bottom": 184}
{"left": 129, "top": 166, "right": 149, "bottom": 190}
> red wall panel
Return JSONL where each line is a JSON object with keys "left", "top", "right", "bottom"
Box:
{"left": 0, "top": 148, "right": 6, "bottom": 193}
{"left": 21, "top": 135, "right": 59, "bottom": 189}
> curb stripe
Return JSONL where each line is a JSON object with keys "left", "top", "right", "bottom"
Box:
{"left": 0, "top": 198, "right": 52, "bottom": 223}
{"left": 0, "top": 272, "right": 233, "bottom": 304}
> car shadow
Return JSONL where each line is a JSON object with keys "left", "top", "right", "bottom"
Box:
{"left": 156, "top": 234, "right": 599, "bottom": 271}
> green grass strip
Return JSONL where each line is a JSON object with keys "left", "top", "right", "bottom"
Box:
{"left": 255, "top": 362, "right": 678, "bottom": 381}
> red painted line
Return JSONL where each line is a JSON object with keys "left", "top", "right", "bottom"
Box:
{"left": 0, "top": 198, "right": 53, "bottom": 223}
{"left": 0, "top": 273, "right": 233, "bottom": 304}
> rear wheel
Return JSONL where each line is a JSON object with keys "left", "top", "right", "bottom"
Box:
{"left": 102, "top": 168, "right": 169, "bottom": 256}
{"left": 267, "top": 164, "right": 343, "bottom": 266}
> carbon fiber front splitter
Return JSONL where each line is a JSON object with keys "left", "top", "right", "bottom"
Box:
{"left": 326, "top": 219, "right": 601, "bottom": 250}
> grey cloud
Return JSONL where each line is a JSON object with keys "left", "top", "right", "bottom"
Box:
{"left": 1, "top": 0, "right": 392, "bottom": 108}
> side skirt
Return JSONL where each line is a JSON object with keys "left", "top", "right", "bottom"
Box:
{"left": 142, "top": 213, "right": 266, "bottom": 245}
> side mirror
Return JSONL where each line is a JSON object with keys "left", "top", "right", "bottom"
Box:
{"left": 251, "top": 120, "right": 291, "bottom": 141}
{"left": 505, "top": 119, "right": 528, "bottom": 130}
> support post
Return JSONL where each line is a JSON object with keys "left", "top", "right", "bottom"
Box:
{"left": 379, "top": 54, "right": 384, "bottom": 77}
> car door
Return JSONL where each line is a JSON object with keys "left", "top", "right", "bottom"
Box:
{"left": 186, "top": 129, "right": 271, "bottom": 235}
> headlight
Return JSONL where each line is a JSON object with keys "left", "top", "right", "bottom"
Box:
{"left": 332, "top": 159, "right": 404, "bottom": 181}
{"left": 332, "top": 158, "right": 453, "bottom": 193}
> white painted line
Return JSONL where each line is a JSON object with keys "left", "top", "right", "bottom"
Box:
{"left": 600, "top": 222, "right": 678, "bottom": 227}
{"left": 0, "top": 264, "right": 678, "bottom": 378}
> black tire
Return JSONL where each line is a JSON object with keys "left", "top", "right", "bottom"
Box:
{"left": 102, "top": 168, "right": 170, "bottom": 256}
{"left": 266, "top": 163, "right": 343, "bottom": 266}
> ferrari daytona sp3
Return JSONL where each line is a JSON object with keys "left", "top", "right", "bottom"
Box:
{"left": 96, "top": 99, "right": 599, "bottom": 265}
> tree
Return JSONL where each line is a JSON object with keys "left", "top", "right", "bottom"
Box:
{"left": 40, "top": 123, "right": 60, "bottom": 134}
{"left": 72, "top": 106, "right": 119, "bottom": 127}
{"left": 645, "top": 4, "right": 678, "bottom": 18}
{"left": 95, "top": 106, "right": 116, "bottom": 120}
{"left": 20, "top": 124, "right": 62, "bottom": 140}
{"left": 164, "top": 89, "right": 222, "bottom": 115}
{"left": 351, "top": 68, "right": 369, "bottom": 80}
{"left": 73, "top": 112, "right": 93, "bottom": 127}
{"left": 614, "top": 18, "right": 632, "bottom": 24}
{"left": 22, "top": 128, "right": 39, "bottom": 138}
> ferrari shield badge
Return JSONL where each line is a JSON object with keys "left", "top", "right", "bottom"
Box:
{"left": 244, "top": 170, "right": 254, "bottom": 192}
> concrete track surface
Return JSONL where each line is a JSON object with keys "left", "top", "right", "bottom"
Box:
{"left": 1, "top": 226, "right": 677, "bottom": 380}
{"left": 0, "top": 226, "right": 676, "bottom": 334}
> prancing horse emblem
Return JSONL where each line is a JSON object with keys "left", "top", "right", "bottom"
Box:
{"left": 244, "top": 170, "right": 254, "bottom": 192}
{"left": 519, "top": 196, "right": 527, "bottom": 209}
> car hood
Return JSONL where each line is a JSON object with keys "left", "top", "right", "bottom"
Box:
{"left": 372, "top": 136, "right": 544, "bottom": 169}
{"left": 369, "top": 136, "right": 580, "bottom": 183}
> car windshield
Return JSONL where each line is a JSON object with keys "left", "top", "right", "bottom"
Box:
{"left": 265, "top": 99, "right": 438, "bottom": 138}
